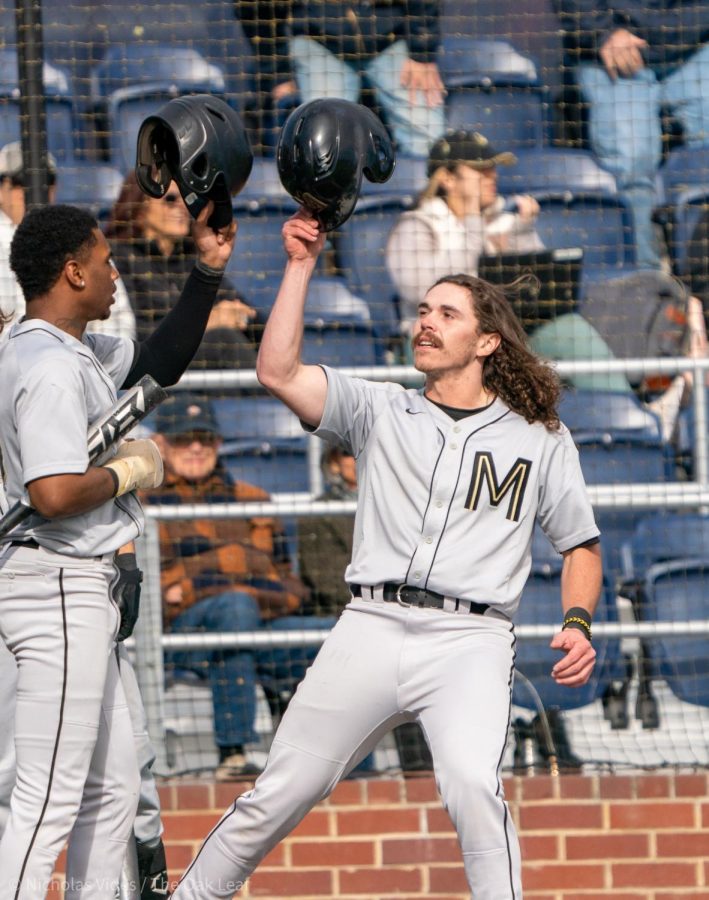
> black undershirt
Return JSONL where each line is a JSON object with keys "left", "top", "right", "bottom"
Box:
{"left": 425, "top": 394, "right": 495, "bottom": 421}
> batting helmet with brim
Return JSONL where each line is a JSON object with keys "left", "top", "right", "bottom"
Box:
{"left": 276, "top": 98, "right": 395, "bottom": 232}
{"left": 135, "top": 93, "right": 253, "bottom": 229}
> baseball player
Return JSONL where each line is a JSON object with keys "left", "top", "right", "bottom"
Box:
{"left": 172, "top": 210, "right": 601, "bottom": 900}
{"left": 0, "top": 200, "right": 235, "bottom": 898}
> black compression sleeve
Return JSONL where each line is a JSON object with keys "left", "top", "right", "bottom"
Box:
{"left": 122, "top": 264, "right": 223, "bottom": 389}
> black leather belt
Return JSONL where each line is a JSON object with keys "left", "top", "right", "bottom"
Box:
{"left": 350, "top": 583, "right": 490, "bottom": 616}
{"left": 7, "top": 539, "right": 40, "bottom": 549}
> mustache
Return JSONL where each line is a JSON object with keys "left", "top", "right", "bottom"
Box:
{"left": 413, "top": 332, "right": 442, "bottom": 348}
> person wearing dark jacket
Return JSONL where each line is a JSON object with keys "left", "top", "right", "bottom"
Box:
{"left": 106, "top": 172, "right": 261, "bottom": 372}
{"left": 556, "top": 0, "right": 709, "bottom": 269}
{"left": 234, "top": 0, "right": 445, "bottom": 156}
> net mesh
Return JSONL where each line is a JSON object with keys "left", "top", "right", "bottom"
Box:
{"left": 2, "top": 0, "right": 709, "bottom": 778}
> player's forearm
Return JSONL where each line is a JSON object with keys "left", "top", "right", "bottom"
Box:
{"left": 257, "top": 257, "right": 314, "bottom": 388}
{"left": 123, "top": 264, "right": 222, "bottom": 389}
{"left": 560, "top": 542, "right": 602, "bottom": 617}
{"left": 27, "top": 468, "right": 119, "bottom": 518}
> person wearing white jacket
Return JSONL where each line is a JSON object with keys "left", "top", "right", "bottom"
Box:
{"left": 386, "top": 129, "right": 634, "bottom": 395}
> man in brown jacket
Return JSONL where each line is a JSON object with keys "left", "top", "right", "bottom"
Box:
{"left": 145, "top": 393, "right": 335, "bottom": 780}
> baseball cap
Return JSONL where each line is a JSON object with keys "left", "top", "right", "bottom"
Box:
{"left": 154, "top": 393, "right": 219, "bottom": 436}
{"left": 0, "top": 141, "right": 57, "bottom": 180}
{"left": 426, "top": 130, "right": 517, "bottom": 177}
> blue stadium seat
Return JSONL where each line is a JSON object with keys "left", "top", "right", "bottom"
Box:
{"left": 336, "top": 199, "right": 410, "bottom": 342}
{"left": 55, "top": 160, "right": 124, "bottom": 221}
{"left": 558, "top": 390, "right": 662, "bottom": 443}
{"left": 305, "top": 277, "right": 371, "bottom": 324}
{"left": 621, "top": 512, "right": 709, "bottom": 586}
{"left": 212, "top": 395, "right": 303, "bottom": 442}
{"left": 438, "top": 37, "right": 548, "bottom": 149}
{"left": 657, "top": 144, "right": 709, "bottom": 276}
{"left": 0, "top": 49, "right": 77, "bottom": 161}
{"left": 574, "top": 432, "right": 674, "bottom": 586}
{"left": 497, "top": 147, "right": 618, "bottom": 197}
{"left": 90, "top": 43, "right": 227, "bottom": 170}
{"left": 641, "top": 560, "right": 709, "bottom": 707}
{"left": 513, "top": 527, "right": 623, "bottom": 711}
{"left": 301, "top": 322, "right": 378, "bottom": 367}
{"left": 224, "top": 200, "right": 300, "bottom": 311}
{"left": 359, "top": 155, "right": 428, "bottom": 204}
{"left": 218, "top": 437, "right": 310, "bottom": 495}
{"left": 531, "top": 192, "right": 635, "bottom": 278}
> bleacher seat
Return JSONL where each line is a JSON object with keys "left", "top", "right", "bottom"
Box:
{"left": 0, "top": 49, "right": 76, "bottom": 161}
{"left": 224, "top": 200, "right": 300, "bottom": 312}
{"left": 640, "top": 559, "right": 709, "bottom": 708}
{"left": 90, "top": 43, "right": 226, "bottom": 170}
{"left": 574, "top": 432, "right": 674, "bottom": 586}
{"left": 513, "top": 526, "right": 623, "bottom": 711}
{"left": 531, "top": 192, "right": 635, "bottom": 279}
{"left": 301, "top": 322, "right": 378, "bottom": 367}
{"left": 218, "top": 437, "right": 310, "bottom": 495}
{"left": 212, "top": 395, "right": 303, "bottom": 442}
{"left": 438, "top": 37, "right": 548, "bottom": 150}
{"left": 358, "top": 155, "right": 427, "bottom": 205}
{"left": 336, "top": 198, "right": 411, "bottom": 343}
{"left": 558, "top": 389, "right": 662, "bottom": 442}
{"left": 55, "top": 160, "right": 124, "bottom": 221}
{"left": 657, "top": 143, "right": 709, "bottom": 276}
{"left": 497, "top": 147, "right": 618, "bottom": 197}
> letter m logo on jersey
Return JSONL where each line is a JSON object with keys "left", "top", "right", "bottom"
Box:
{"left": 465, "top": 451, "right": 532, "bottom": 522}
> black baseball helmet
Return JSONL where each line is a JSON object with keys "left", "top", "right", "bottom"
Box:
{"left": 276, "top": 98, "right": 395, "bottom": 231}
{"left": 135, "top": 93, "right": 253, "bottom": 229}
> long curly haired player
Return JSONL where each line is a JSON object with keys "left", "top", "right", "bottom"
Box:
{"left": 171, "top": 206, "right": 600, "bottom": 900}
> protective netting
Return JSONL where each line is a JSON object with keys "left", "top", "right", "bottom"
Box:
{"left": 2, "top": 1, "right": 709, "bottom": 778}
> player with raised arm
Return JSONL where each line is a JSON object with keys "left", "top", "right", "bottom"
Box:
{"left": 0, "top": 200, "right": 235, "bottom": 899}
{"left": 172, "top": 206, "right": 600, "bottom": 900}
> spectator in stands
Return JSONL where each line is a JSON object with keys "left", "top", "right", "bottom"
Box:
{"left": 386, "top": 128, "right": 707, "bottom": 437}
{"left": 685, "top": 208, "right": 709, "bottom": 333}
{"left": 235, "top": 0, "right": 445, "bottom": 157}
{"left": 145, "top": 393, "right": 335, "bottom": 781}
{"left": 233, "top": 1, "right": 298, "bottom": 150}
{"left": 0, "top": 141, "right": 135, "bottom": 340}
{"left": 297, "top": 444, "right": 357, "bottom": 617}
{"left": 386, "top": 130, "right": 636, "bottom": 387}
{"left": 556, "top": 0, "right": 709, "bottom": 270}
{"left": 106, "top": 172, "right": 261, "bottom": 369}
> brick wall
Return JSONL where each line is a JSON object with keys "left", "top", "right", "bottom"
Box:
{"left": 151, "top": 772, "right": 709, "bottom": 898}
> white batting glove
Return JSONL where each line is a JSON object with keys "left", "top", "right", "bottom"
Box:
{"left": 102, "top": 439, "right": 164, "bottom": 496}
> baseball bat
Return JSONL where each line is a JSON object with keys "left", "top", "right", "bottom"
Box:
{"left": 0, "top": 374, "right": 168, "bottom": 541}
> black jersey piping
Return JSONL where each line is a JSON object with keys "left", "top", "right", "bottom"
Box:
{"left": 498, "top": 626, "right": 519, "bottom": 899}
{"left": 14, "top": 568, "right": 69, "bottom": 900}
{"left": 404, "top": 425, "right": 446, "bottom": 583}
{"left": 423, "top": 410, "right": 511, "bottom": 590}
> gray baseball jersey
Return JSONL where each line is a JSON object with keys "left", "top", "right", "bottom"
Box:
{"left": 0, "top": 319, "right": 139, "bottom": 556}
{"left": 311, "top": 366, "right": 599, "bottom": 617}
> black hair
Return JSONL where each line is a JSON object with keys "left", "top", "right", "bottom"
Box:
{"left": 9, "top": 204, "right": 99, "bottom": 302}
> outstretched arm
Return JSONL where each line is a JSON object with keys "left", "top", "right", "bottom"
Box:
{"left": 122, "top": 203, "right": 237, "bottom": 388}
{"left": 256, "top": 209, "right": 329, "bottom": 428}
{"left": 549, "top": 542, "right": 601, "bottom": 686}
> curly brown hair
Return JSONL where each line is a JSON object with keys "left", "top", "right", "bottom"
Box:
{"left": 433, "top": 273, "right": 561, "bottom": 431}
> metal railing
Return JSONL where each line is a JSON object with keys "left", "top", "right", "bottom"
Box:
{"left": 131, "top": 358, "right": 709, "bottom": 770}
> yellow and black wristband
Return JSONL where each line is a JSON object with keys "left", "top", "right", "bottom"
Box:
{"left": 562, "top": 606, "right": 592, "bottom": 641}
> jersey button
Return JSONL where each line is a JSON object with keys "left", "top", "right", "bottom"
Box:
{"left": 435, "top": 500, "right": 443, "bottom": 508}
{"left": 413, "top": 571, "right": 422, "bottom": 579}
{"left": 450, "top": 442, "right": 458, "bottom": 450}
{"left": 453, "top": 425, "right": 461, "bottom": 433}
{"left": 424, "top": 536, "right": 433, "bottom": 544}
